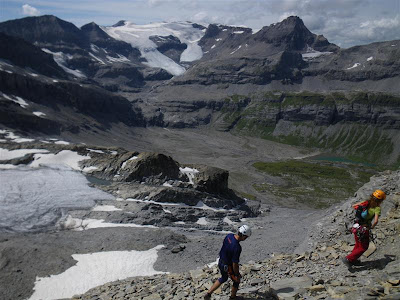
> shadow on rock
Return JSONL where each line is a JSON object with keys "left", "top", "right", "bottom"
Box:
{"left": 239, "top": 291, "right": 279, "bottom": 300}
{"left": 349, "top": 254, "right": 396, "bottom": 272}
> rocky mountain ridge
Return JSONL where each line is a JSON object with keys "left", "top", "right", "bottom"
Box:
{"left": 0, "top": 15, "right": 399, "bottom": 166}
{"left": 74, "top": 169, "right": 400, "bottom": 300}
{"left": 0, "top": 15, "right": 398, "bottom": 90}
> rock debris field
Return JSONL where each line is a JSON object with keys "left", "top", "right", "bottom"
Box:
{"left": 75, "top": 170, "right": 400, "bottom": 300}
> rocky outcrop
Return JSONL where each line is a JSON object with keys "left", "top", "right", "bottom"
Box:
{"left": 121, "top": 152, "right": 182, "bottom": 182}
{"left": 149, "top": 35, "right": 187, "bottom": 63}
{"left": 190, "top": 165, "right": 229, "bottom": 195}
{"left": 79, "top": 148, "right": 247, "bottom": 209}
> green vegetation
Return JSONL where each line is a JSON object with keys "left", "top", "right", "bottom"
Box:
{"left": 218, "top": 91, "right": 399, "bottom": 166}
{"left": 252, "top": 160, "right": 376, "bottom": 209}
{"left": 224, "top": 94, "right": 247, "bottom": 103}
{"left": 223, "top": 111, "right": 241, "bottom": 124}
{"left": 234, "top": 119, "right": 275, "bottom": 139}
{"left": 281, "top": 92, "right": 330, "bottom": 107}
{"left": 237, "top": 192, "right": 257, "bottom": 201}
{"left": 262, "top": 91, "right": 283, "bottom": 101}
{"left": 320, "top": 92, "right": 400, "bottom": 106}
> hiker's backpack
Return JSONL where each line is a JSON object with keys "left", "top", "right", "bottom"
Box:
{"left": 354, "top": 201, "right": 369, "bottom": 224}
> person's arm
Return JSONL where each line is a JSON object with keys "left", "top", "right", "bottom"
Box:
{"left": 230, "top": 262, "right": 241, "bottom": 283}
{"left": 370, "top": 213, "right": 379, "bottom": 229}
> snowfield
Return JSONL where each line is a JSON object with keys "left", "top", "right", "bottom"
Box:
{"left": 29, "top": 245, "right": 166, "bottom": 300}
{"left": 102, "top": 21, "right": 205, "bottom": 76}
{"left": 0, "top": 148, "right": 114, "bottom": 232}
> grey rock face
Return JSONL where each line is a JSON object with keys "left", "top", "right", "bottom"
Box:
{"left": 149, "top": 35, "right": 187, "bottom": 63}
{"left": 191, "top": 165, "right": 229, "bottom": 195}
{"left": 120, "top": 152, "right": 182, "bottom": 182}
{"left": 253, "top": 16, "right": 339, "bottom": 52}
{"left": 95, "top": 63, "right": 144, "bottom": 88}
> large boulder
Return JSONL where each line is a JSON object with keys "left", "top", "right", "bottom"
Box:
{"left": 191, "top": 165, "right": 229, "bottom": 195}
{"left": 120, "top": 152, "right": 182, "bottom": 182}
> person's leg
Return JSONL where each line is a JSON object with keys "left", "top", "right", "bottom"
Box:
{"left": 346, "top": 232, "right": 369, "bottom": 263}
{"left": 230, "top": 279, "right": 240, "bottom": 298}
{"left": 206, "top": 264, "right": 228, "bottom": 297}
{"left": 207, "top": 279, "right": 222, "bottom": 295}
{"left": 230, "top": 286, "right": 238, "bottom": 298}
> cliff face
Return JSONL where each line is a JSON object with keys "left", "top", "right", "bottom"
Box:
{"left": 216, "top": 92, "right": 400, "bottom": 165}
{"left": 133, "top": 90, "right": 399, "bottom": 164}
{"left": 0, "top": 71, "right": 145, "bottom": 133}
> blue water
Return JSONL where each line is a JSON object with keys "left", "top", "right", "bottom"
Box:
{"left": 310, "top": 154, "right": 376, "bottom": 167}
{"left": 85, "top": 175, "right": 112, "bottom": 186}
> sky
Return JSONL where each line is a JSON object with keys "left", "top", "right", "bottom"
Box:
{"left": 0, "top": 0, "right": 399, "bottom": 48}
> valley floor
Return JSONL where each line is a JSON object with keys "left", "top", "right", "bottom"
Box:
{"left": 63, "top": 126, "right": 319, "bottom": 207}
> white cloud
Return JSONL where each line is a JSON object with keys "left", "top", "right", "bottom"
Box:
{"left": 4, "top": 0, "right": 399, "bottom": 48}
{"left": 22, "top": 4, "right": 41, "bottom": 16}
{"left": 352, "top": 15, "right": 400, "bottom": 43}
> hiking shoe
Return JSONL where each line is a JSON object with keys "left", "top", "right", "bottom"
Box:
{"left": 204, "top": 293, "right": 211, "bottom": 300}
{"left": 341, "top": 257, "right": 352, "bottom": 268}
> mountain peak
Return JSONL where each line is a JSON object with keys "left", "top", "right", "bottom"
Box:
{"left": 281, "top": 15, "right": 304, "bottom": 25}
{"left": 81, "top": 21, "right": 110, "bottom": 41}
{"left": 112, "top": 20, "right": 127, "bottom": 27}
{"left": 253, "top": 16, "right": 337, "bottom": 52}
{"left": 0, "top": 14, "right": 87, "bottom": 47}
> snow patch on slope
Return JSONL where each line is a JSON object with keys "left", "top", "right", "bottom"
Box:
{"left": 346, "top": 63, "right": 361, "bottom": 70}
{"left": 42, "top": 48, "right": 86, "bottom": 78}
{"left": 302, "top": 46, "right": 333, "bottom": 60}
{"left": 29, "top": 245, "right": 166, "bottom": 300}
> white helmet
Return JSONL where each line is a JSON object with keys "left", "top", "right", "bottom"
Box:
{"left": 238, "top": 224, "right": 252, "bottom": 237}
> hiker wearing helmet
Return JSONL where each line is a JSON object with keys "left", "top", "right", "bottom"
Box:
{"left": 204, "top": 225, "right": 252, "bottom": 300}
{"left": 342, "top": 189, "right": 386, "bottom": 267}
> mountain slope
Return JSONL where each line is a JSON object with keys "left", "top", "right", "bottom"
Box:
{"left": 0, "top": 32, "right": 67, "bottom": 78}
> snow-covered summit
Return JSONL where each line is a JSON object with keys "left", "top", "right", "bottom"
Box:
{"left": 102, "top": 21, "right": 205, "bottom": 76}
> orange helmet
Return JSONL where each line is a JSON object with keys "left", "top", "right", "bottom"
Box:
{"left": 373, "top": 189, "right": 386, "bottom": 200}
